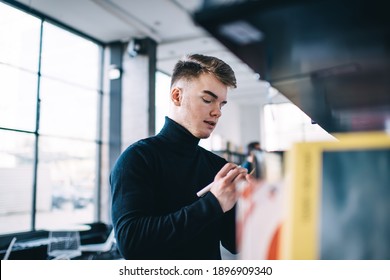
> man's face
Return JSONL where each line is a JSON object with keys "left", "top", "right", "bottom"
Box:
{"left": 170, "top": 73, "right": 228, "bottom": 139}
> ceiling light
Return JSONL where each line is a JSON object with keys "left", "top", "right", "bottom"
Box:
{"left": 218, "top": 20, "right": 264, "bottom": 45}
{"left": 108, "top": 65, "right": 122, "bottom": 80}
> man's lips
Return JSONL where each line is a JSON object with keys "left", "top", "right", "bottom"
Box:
{"left": 204, "top": 120, "right": 216, "bottom": 127}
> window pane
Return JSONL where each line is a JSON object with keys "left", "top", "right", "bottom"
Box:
{"left": 155, "top": 71, "right": 171, "bottom": 134}
{"left": 0, "top": 130, "right": 35, "bottom": 234}
{"left": 0, "top": 64, "right": 38, "bottom": 131}
{"left": 39, "top": 77, "right": 98, "bottom": 140}
{"left": 263, "top": 103, "right": 334, "bottom": 151}
{"left": 0, "top": 2, "right": 41, "bottom": 71}
{"left": 0, "top": 3, "right": 103, "bottom": 236}
{"left": 41, "top": 22, "right": 100, "bottom": 88}
{"left": 36, "top": 136, "right": 96, "bottom": 230}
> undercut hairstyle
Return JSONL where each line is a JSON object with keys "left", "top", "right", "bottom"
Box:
{"left": 170, "top": 54, "right": 237, "bottom": 89}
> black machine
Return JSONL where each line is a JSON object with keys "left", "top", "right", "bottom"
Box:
{"left": 194, "top": 0, "right": 390, "bottom": 133}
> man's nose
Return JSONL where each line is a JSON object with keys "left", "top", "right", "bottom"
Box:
{"left": 211, "top": 106, "right": 222, "bottom": 117}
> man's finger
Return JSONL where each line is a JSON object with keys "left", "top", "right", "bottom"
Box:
{"left": 215, "top": 162, "right": 238, "bottom": 178}
{"left": 224, "top": 166, "right": 247, "bottom": 182}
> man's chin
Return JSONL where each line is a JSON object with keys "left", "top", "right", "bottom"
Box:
{"left": 195, "top": 131, "right": 212, "bottom": 139}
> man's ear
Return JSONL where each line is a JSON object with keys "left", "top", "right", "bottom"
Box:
{"left": 171, "top": 87, "right": 182, "bottom": 106}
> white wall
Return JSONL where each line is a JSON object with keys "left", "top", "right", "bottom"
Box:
{"left": 239, "top": 104, "right": 261, "bottom": 149}
{"left": 121, "top": 55, "right": 150, "bottom": 150}
{"left": 211, "top": 101, "right": 239, "bottom": 149}
{"left": 102, "top": 49, "right": 151, "bottom": 224}
{"left": 212, "top": 101, "right": 261, "bottom": 152}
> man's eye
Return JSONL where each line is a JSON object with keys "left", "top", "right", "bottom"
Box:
{"left": 202, "top": 98, "right": 212, "bottom": 104}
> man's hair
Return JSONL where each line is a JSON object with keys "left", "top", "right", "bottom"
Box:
{"left": 170, "top": 54, "right": 237, "bottom": 88}
{"left": 247, "top": 141, "right": 260, "bottom": 155}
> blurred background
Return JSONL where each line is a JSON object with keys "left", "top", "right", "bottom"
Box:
{"left": 1, "top": 0, "right": 388, "bottom": 259}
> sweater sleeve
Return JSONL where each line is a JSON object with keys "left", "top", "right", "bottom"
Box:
{"left": 110, "top": 145, "right": 225, "bottom": 259}
{"left": 220, "top": 206, "right": 237, "bottom": 254}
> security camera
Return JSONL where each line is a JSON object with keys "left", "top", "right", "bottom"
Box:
{"left": 127, "top": 38, "right": 146, "bottom": 58}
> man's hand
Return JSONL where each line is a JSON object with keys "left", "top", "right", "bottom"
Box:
{"left": 210, "top": 163, "right": 248, "bottom": 212}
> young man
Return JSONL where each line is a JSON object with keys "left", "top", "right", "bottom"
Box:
{"left": 110, "top": 54, "right": 248, "bottom": 259}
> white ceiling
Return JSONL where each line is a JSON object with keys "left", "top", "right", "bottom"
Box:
{"left": 12, "top": 0, "right": 285, "bottom": 105}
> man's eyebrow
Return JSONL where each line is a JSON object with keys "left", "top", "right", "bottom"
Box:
{"left": 203, "top": 90, "right": 228, "bottom": 104}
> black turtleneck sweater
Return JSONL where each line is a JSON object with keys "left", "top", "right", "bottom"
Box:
{"left": 110, "top": 117, "right": 236, "bottom": 259}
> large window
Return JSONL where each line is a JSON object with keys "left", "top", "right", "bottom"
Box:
{"left": 155, "top": 71, "right": 171, "bottom": 134}
{"left": 263, "top": 103, "right": 335, "bottom": 151}
{"left": 0, "top": 2, "right": 103, "bottom": 234}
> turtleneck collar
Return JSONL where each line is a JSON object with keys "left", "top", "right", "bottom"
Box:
{"left": 158, "top": 117, "right": 200, "bottom": 153}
